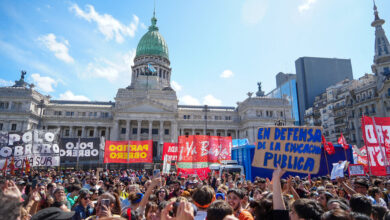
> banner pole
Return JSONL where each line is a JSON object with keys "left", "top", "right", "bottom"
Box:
{"left": 361, "top": 116, "right": 372, "bottom": 176}
{"left": 343, "top": 148, "right": 348, "bottom": 161}
{"left": 323, "top": 147, "right": 330, "bottom": 176}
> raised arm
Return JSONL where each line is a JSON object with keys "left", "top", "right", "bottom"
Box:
{"left": 272, "top": 165, "right": 286, "bottom": 210}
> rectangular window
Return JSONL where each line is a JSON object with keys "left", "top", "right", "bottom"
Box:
{"left": 54, "top": 111, "right": 62, "bottom": 116}
{"left": 66, "top": 112, "right": 74, "bottom": 116}
{"left": 152, "top": 129, "right": 158, "bottom": 135}
{"left": 121, "top": 128, "right": 126, "bottom": 134}
{"left": 0, "top": 123, "right": 3, "bottom": 130}
{"left": 141, "top": 128, "right": 149, "bottom": 134}
{"left": 11, "top": 124, "right": 17, "bottom": 131}
{"left": 77, "top": 130, "right": 82, "bottom": 137}
{"left": 225, "top": 116, "right": 231, "bottom": 120}
{"left": 217, "top": 133, "right": 221, "bottom": 136}
{"left": 101, "top": 130, "right": 106, "bottom": 137}
{"left": 65, "top": 129, "right": 70, "bottom": 136}
{"left": 164, "top": 129, "right": 169, "bottom": 135}
{"left": 132, "top": 128, "right": 137, "bottom": 134}
{"left": 227, "top": 133, "right": 231, "bottom": 136}
{"left": 89, "top": 130, "right": 94, "bottom": 137}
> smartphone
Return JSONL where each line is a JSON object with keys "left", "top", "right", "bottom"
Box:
{"left": 101, "top": 199, "right": 110, "bottom": 207}
{"left": 153, "top": 169, "right": 161, "bottom": 178}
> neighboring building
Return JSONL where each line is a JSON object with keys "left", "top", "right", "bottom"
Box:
{"left": 0, "top": 13, "right": 293, "bottom": 167}
{"left": 305, "top": 3, "right": 390, "bottom": 147}
{"left": 296, "top": 57, "right": 353, "bottom": 125}
{"left": 267, "top": 72, "right": 300, "bottom": 125}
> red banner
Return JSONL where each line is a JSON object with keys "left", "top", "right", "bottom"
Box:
{"left": 104, "top": 140, "right": 153, "bottom": 163}
{"left": 177, "top": 167, "right": 211, "bottom": 180}
{"left": 361, "top": 116, "right": 390, "bottom": 176}
{"left": 162, "top": 143, "right": 178, "bottom": 161}
{"left": 176, "top": 135, "right": 232, "bottom": 179}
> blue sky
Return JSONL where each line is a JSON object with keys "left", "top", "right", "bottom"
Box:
{"left": 0, "top": 0, "right": 389, "bottom": 106}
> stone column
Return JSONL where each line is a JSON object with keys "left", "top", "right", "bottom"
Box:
{"left": 159, "top": 121, "right": 164, "bottom": 157}
{"left": 105, "top": 127, "right": 110, "bottom": 139}
{"left": 94, "top": 127, "right": 98, "bottom": 137}
{"left": 148, "top": 121, "right": 153, "bottom": 140}
{"left": 224, "top": 130, "right": 227, "bottom": 137}
{"left": 81, "top": 126, "right": 86, "bottom": 138}
{"left": 235, "top": 129, "right": 238, "bottom": 139}
{"left": 214, "top": 129, "right": 217, "bottom": 136}
{"left": 192, "top": 129, "right": 195, "bottom": 135}
{"left": 70, "top": 126, "right": 73, "bottom": 138}
{"left": 203, "top": 127, "right": 206, "bottom": 135}
{"left": 125, "top": 120, "right": 130, "bottom": 140}
{"left": 171, "top": 121, "right": 178, "bottom": 142}
{"left": 111, "top": 120, "right": 119, "bottom": 141}
{"left": 137, "top": 120, "right": 141, "bottom": 140}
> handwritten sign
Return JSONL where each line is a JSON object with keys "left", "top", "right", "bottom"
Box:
{"left": 252, "top": 127, "right": 322, "bottom": 174}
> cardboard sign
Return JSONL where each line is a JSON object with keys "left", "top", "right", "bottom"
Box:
{"left": 252, "top": 127, "right": 322, "bottom": 174}
{"left": 104, "top": 140, "right": 153, "bottom": 163}
{"left": 348, "top": 164, "right": 365, "bottom": 176}
{"left": 0, "top": 129, "right": 60, "bottom": 168}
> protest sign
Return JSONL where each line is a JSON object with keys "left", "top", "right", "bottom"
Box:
{"left": 331, "top": 161, "right": 347, "bottom": 180}
{"left": 176, "top": 135, "right": 232, "bottom": 179}
{"left": 0, "top": 129, "right": 60, "bottom": 168}
{"left": 104, "top": 140, "right": 153, "bottom": 163}
{"left": 59, "top": 138, "right": 100, "bottom": 162}
{"left": 348, "top": 164, "right": 365, "bottom": 176}
{"left": 252, "top": 127, "right": 322, "bottom": 174}
{"left": 361, "top": 116, "right": 390, "bottom": 176}
{"left": 162, "top": 156, "right": 171, "bottom": 174}
{"left": 162, "top": 142, "right": 178, "bottom": 161}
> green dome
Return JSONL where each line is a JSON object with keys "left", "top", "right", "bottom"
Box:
{"left": 135, "top": 16, "right": 169, "bottom": 60}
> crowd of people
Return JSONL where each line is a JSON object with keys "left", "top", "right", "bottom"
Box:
{"left": 1, "top": 166, "right": 390, "bottom": 220}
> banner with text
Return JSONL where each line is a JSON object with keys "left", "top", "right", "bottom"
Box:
{"left": 104, "top": 140, "right": 153, "bottom": 163}
{"left": 162, "top": 142, "right": 178, "bottom": 161}
{"left": 0, "top": 129, "right": 60, "bottom": 168}
{"left": 361, "top": 116, "right": 390, "bottom": 176}
{"left": 252, "top": 127, "right": 322, "bottom": 174}
{"left": 59, "top": 138, "right": 100, "bottom": 162}
{"left": 176, "top": 135, "right": 232, "bottom": 179}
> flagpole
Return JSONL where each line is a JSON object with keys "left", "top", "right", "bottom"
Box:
{"left": 323, "top": 147, "right": 330, "bottom": 176}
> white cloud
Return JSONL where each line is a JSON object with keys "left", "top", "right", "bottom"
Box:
{"left": 38, "top": 33, "right": 74, "bottom": 63}
{"left": 70, "top": 4, "right": 139, "bottom": 43}
{"left": 31, "top": 73, "right": 57, "bottom": 93}
{"left": 140, "top": 22, "right": 147, "bottom": 30}
{"left": 203, "top": 95, "right": 222, "bottom": 106}
{"left": 84, "top": 49, "right": 135, "bottom": 83}
{"left": 59, "top": 90, "right": 90, "bottom": 101}
{"left": 220, "top": 70, "right": 234, "bottom": 78}
{"left": 298, "top": 0, "right": 317, "bottom": 13}
{"left": 171, "top": 81, "right": 182, "bottom": 91}
{"left": 0, "top": 78, "right": 13, "bottom": 87}
{"left": 181, "top": 95, "right": 200, "bottom": 105}
{"left": 242, "top": 0, "right": 268, "bottom": 25}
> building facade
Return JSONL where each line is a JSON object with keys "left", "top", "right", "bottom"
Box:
{"left": 296, "top": 57, "right": 354, "bottom": 125}
{"left": 267, "top": 72, "right": 300, "bottom": 125}
{"left": 0, "top": 14, "right": 293, "bottom": 164}
{"left": 305, "top": 3, "right": 390, "bottom": 147}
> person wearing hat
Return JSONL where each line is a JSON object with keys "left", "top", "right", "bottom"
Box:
{"left": 31, "top": 207, "right": 75, "bottom": 220}
{"left": 72, "top": 189, "right": 94, "bottom": 220}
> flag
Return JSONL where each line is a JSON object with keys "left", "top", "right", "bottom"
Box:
{"left": 322, "top": 135, "right": 335, "bottom": 155}
{"left": 148, "top": 63, "right": 156, "bottom": 73}
{"left": 2, "top": 158, "right": 8, "bottom": 176}
{"left": 9, "top": 157, "right": 15, "bottom": 175}
{"left": 338, "top": 133, "right": 349, "bottom": 150}
{"left": 20, "top": 158, "right": 24, "bottom": 174}
{"left": 25, "top": 158, "right": 31, "bottom": 174}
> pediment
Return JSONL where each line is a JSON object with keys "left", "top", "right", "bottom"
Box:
{"left": 116, "top": 99, "right": 174, "bottom": 113}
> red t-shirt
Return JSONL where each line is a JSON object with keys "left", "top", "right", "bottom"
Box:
{"left": 237, "top": 209, "right": 254, "bottom": 220}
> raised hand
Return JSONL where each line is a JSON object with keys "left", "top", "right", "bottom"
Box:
{"left": 2, "top": 180, "right": 22, "bottom": 199}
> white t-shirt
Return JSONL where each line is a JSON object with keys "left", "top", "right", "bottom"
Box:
{"left": 195, "top": 210, "right": 207, "bottom": 220}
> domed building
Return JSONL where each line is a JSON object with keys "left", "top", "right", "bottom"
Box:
{"left": 0, "top": 13, "right": 293, "bottom": 168}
